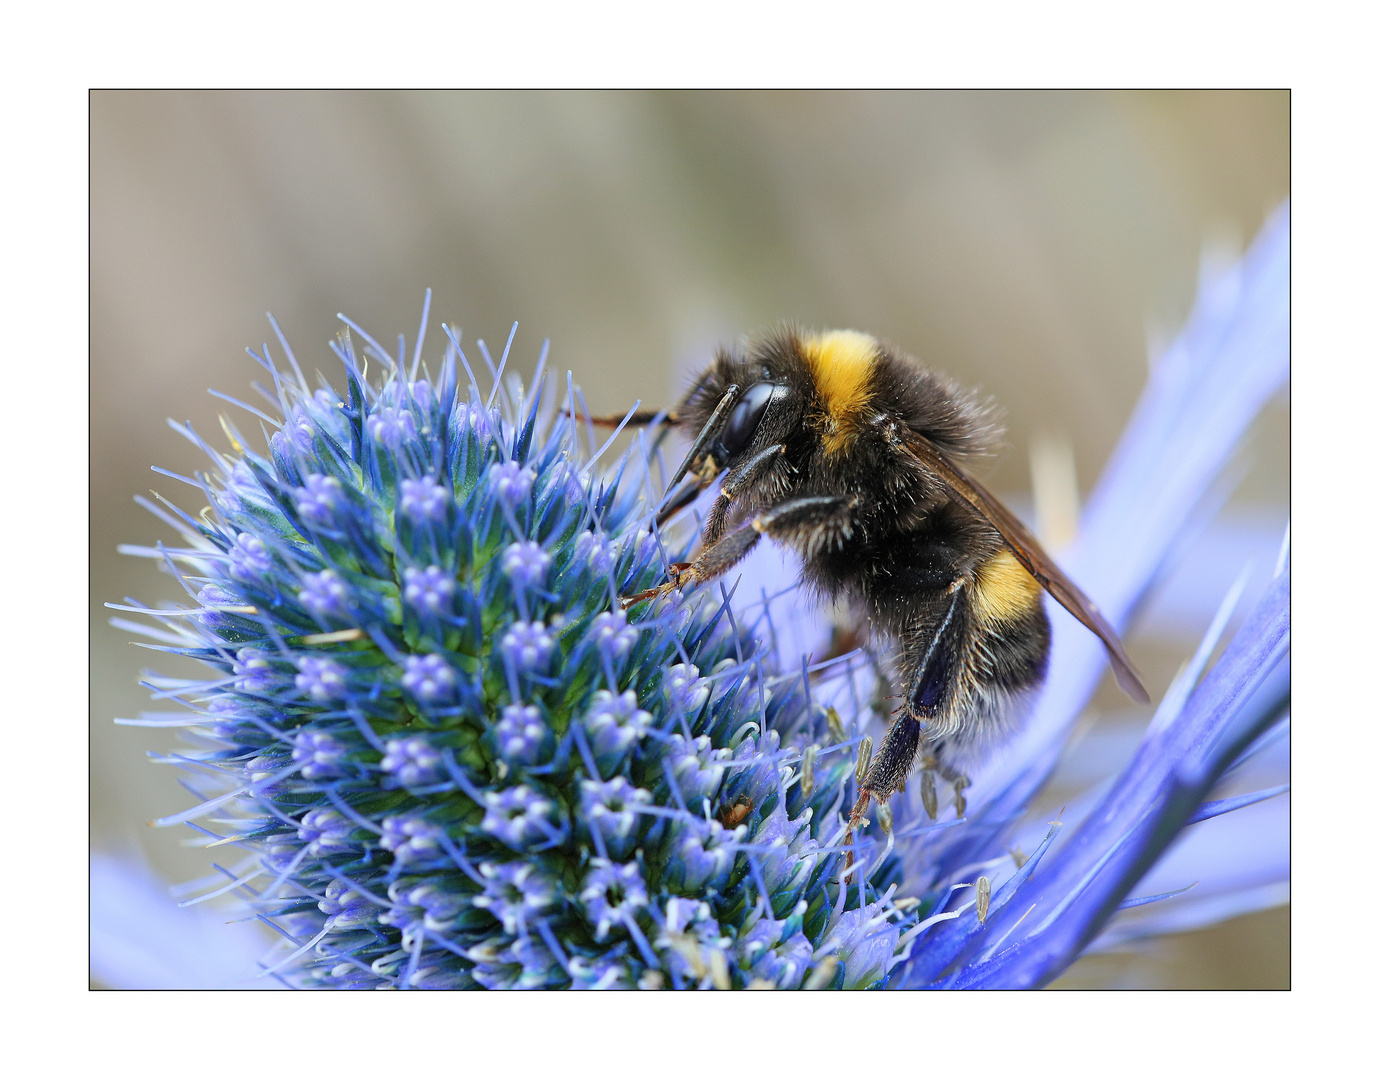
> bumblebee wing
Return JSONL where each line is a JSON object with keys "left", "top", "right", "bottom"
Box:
{"left": 897, "top": 427, "right": 1149, "bottom": 703}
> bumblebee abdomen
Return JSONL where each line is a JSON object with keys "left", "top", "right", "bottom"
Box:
{"left": 808, "top": 521, "right": 1049, "bottom": 727}
{"left": 968, "top": 549, "right": 1050, "bottom": 695}
{"left": 971, "top": 549, "right": 1043, "bottom": 626}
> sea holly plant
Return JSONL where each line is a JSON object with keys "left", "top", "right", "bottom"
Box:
{"left": 108, "top": 204, "right": 1289, "bottom": 989}
{"left": 112, "top": 304, "right": 910, "bottom": 990}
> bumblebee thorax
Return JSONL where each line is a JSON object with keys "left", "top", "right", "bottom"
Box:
{"left": 798, "top": 329, "right": 878, "bottom": 455}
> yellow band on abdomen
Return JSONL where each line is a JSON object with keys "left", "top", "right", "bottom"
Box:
{"left": 971, "top": 548, "right": 1043, "bottom": 625}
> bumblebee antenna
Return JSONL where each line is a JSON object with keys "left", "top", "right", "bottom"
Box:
{"left": 664, "top": 384, "right": 740, "bottom": 492}
{"left": 572, "top": 409, "right": 672, "bottom": 427}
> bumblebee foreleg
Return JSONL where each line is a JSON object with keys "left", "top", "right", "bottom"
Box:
{"left": 627, "top": 492, "right": 856, "bottom": 607}
{"left": 621, "top": 521, "right": 764, "bottom": 607}
{"left": 699, "top": 443, "right": 785, "bottom": 547}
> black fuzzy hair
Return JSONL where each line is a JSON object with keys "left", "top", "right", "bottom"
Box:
{"left": 679, "top": 327, "right": 1001, "bottom": 464}
{"left": 870, "top": 337, "right": 1002, "bottom": 463}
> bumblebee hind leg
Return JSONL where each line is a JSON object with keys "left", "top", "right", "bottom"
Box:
{"left": 844, "top": 584, "right": 965, "bottom": 865}
{"left": 846, "top": 712, "right": 924, "bottom": 846}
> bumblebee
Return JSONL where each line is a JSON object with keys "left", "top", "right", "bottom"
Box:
{"left": 609, "top": 328, "right": 1147, "bottom": 850}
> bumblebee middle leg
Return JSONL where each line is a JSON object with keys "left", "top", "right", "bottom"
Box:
{"left": 701, "top": 443, "right": 785, "bottom": 546}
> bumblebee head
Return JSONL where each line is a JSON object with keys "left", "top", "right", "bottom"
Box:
{"left": 674, "top": 343, "right": 805, "bottom": 484}
{"left": 706, "top": 381, "right": 790, "bottom": 466}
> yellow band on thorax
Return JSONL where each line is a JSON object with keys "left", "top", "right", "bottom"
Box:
{"left": 799, "top": 330, "right": 877, "bottom": 454}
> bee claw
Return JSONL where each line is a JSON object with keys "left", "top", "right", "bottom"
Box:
{"left": 620, "top": 563, "right": 699, "bottom": 608}
{"left": 952, "top": 774, "right": 970, "bottom": 818}
{"left": 619, "top": 586, "right": 662, "bottom": 608}
{"left": 843, "top": 788, "right": 882, "bottom": 871}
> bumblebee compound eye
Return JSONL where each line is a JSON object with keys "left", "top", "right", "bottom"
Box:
{"left": 717, "top": 382, "right": 779, "bottom": 458}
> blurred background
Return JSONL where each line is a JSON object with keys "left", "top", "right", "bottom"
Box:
{"left": 91, "top": 90, "right": 1288, "bottom": 988}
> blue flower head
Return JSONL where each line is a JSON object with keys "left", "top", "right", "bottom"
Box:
{"left": 113, "top": 205, "right": 1289, "bottom": 989}
{"left": 116, "top": 298, "right": 911, "bottom": 988}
